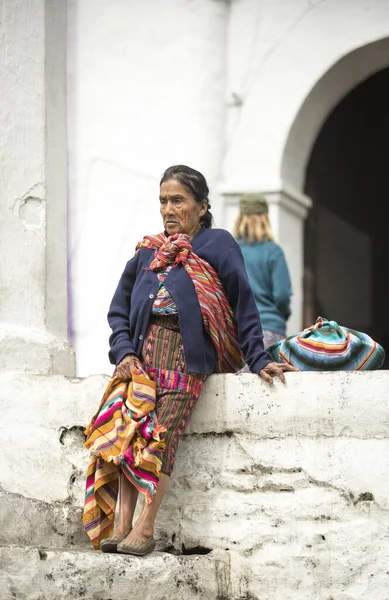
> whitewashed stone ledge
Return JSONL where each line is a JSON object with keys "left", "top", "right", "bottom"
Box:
{"left": 1, "top": 371, "right": 389, "bottom": 599}
{"left": 191, "top": 371, "right": 389, "bottom": 438}
{"left": 0, "top": 546, "right": 238, "bottom": 600}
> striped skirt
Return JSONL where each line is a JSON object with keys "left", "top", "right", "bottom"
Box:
{"left": 141, "top": 314, "right": 207, "bottom": 476}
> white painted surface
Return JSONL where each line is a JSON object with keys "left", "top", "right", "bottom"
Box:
{"left": 0, "top": 0, "right": 46, "bottom": 331}
{"left": 223, "top": 0, "right": 389, "bottom": 192}
{"left": 67, "top": 0, "right": 229, "bottom": 376}
{"left": 0, "top": 0, "right": 75, "bottom": 375}
{"left": 1, "top": 371, "right": 389, "bottom": 598}
{"left": 67, "top": 0, "right": 389, "bottom": 375}
{"left": 276, "top": 192, "right": 308, "bottom": 333}
{"left": 0, "top": 547, "right": 235, "bottom": 600}
{"left": 282, "top": 36, "right": 389, "bottom": 194}
{"left": 2, "top": 371, "right": 388, "bottom": 504}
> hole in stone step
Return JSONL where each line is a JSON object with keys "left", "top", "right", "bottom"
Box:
{"left": 161, "top": 544, "right": 212, "bottom": 556}
{"left": 162, "top": 544, "right": 181, "bottom": 555}
{"left": 181, "top": 545, "right": 212, "bottom": 555}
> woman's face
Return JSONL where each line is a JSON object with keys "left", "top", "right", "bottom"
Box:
{"left": 159, "top": 179, "right": 207, "bottom": 238}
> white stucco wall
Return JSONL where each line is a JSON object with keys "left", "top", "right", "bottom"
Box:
{"left": 223, "top": 0, "right": 389, "bottom": 193}
{"left": 67, "top": 0, "right": 229, "bottom": 376}
{"left": 0, "top": 0, "right": 75, "bottom": 376}
{"left": 68, "top": 0, "right": 389, "bottom": 376}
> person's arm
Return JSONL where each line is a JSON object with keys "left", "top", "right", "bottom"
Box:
{"left": 107, "top": 252, "right": 140, "bottom": 367}
{"left": 270, "top": 246, "right": 292, "bottom": 320}
{"left": 217, "top": 241, "right": 297, "bottom": 383}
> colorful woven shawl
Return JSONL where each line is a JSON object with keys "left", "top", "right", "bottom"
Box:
{"left": 83, "top": 368, "right": 165, "bottom": 549}
{"left": 267, "top": 316, "right": 385, "bottom": 371}
{"left": 137, "top": 233, "right": 245, "bottom": 373}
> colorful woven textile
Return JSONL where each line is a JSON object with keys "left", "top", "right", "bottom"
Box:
{"left": 142, "top": 316, "right": 207, "bottom": 475}
{"left": 152, "top": 266, "right": 178, "bottom": 315}
{"left": 83, "top": 368, "right": 165, "bottom": 549}
{"left": 137, "top": 233, "right": 246, "bottom": 373}
{"left": 267, "top": 317, "right": 385, "bottom": 371}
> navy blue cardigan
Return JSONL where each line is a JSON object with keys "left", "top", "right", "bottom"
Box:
{"left": 108, "top": 227, "right": 272, "bottom": 375}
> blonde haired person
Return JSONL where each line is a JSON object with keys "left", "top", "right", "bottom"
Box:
{"left": 234, "top": 193, "right": 292, "bottom": 348}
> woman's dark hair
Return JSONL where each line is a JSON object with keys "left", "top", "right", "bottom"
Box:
{"left": 160, "top": 165, "right": 213, "bottom": 228}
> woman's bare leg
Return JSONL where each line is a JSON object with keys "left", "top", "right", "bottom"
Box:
{"left": 123, "top": 474, "right": 170, "bottom": 542}
{"left": 114, "top": 472, "right": 139, "bottom": 535}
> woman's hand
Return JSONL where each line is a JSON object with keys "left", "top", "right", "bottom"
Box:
{"left": 116, "top": 354, "right": 139, "bottom": 381}
{"left": 259, "top": 361, "right": 298, "bottom": 385}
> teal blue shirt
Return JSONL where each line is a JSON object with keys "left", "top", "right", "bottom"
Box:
{"left": 237, "top": 239, "right": 292, "bottom": 335}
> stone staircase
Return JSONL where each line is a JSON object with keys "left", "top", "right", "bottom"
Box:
{"left": 1, "top": 371, "right": 389, "bottom": 599}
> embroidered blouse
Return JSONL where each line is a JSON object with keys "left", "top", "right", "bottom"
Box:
{"left": 151, "top": 266, "right": 178, "bottom": 315}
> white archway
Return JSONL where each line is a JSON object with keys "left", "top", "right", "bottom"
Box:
{"left": 221, "top": 0, "right": 389, "bottom": 334}
{"left": 222, "top": 0, "right": 389, "bottom": 192}
{"left": 279, "top": 36, "right": 389, "bottom": 335}
{"left": 282, "top": 37, "right": 389, "bottom": 196}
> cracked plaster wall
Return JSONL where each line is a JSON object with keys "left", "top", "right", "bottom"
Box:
{"left": 1, "top": 371, "right": 389, "bottom": 598}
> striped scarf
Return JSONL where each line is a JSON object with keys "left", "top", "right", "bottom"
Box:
{"left": 137, "top": 233, "right": 245, "bottom": 373}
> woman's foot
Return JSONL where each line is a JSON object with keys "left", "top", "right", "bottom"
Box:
{"left": 113, "top": 525, "right": 133, "bottom": 537}
{"left": 100, "top": 526, "right": 132, "bottom": 553}
{"left": 116, "top": 526, "right": 156, "bottom": 556}
{"left": 123, "top": 526, "right": 153, "bottom": 544}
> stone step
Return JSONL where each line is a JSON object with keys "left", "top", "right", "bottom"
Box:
{"left": 3, "top": 535, "right": 389, "bottom": 600}
{"left": 0, "top": 545, "right": 237, "bottom": 600}
{"left": 0, "top": 489, "right": 89, "bottom": 550}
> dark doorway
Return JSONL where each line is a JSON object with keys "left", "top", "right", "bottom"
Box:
{"left": 304, "top": 67, "right": 389, "bottom": 367}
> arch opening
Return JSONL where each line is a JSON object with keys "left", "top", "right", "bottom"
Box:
{"left": 282, "top": 37, "right": 389, "bottom": 197}
{"left": 303, "top": 67, "right": 389, "bottom": 366}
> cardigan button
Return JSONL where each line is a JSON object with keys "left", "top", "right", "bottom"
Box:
{"left": 139, "top": 335, "right": 143, "bottom": 340}
{"left": 149, "top": 294, "right": 154, "bottom": 299}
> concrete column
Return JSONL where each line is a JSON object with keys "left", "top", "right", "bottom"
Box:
{"left": 266, "top": 190, "right": 311, "bottom": 335}
{"left": 220, "top": 188, "right": 311, "bottom": 336}
{"left": 0, "top": 0, "right": 75, "bottom": 375}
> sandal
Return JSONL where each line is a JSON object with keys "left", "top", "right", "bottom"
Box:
{"left": 100, "top": 528, "right": 132, "bottom": 553}
{"left": 117, "top": 535, "right": 156, "bottom": 557}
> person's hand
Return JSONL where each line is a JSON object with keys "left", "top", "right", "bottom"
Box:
{"left": 116, "top": 354, "right": 139, "bottom": 381}
{"left": 259, "top": 361, "right": 298, "bottom": 385}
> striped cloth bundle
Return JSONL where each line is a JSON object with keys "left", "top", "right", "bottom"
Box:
{"left": 83, "top": 368, "right": 166, "bottom": 549}
{"left": 137, "top": 233, "right": 246, "bottom": 373}
{"left": 267, "top": 316, "right": 385, "bottom": 370}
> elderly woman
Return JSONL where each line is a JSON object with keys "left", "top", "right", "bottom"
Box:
{"left": 84, "top": 165, "right": 295, "bottom": 557}
{"left": 234, "top": 193, "right": 292, "bottom": 348}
